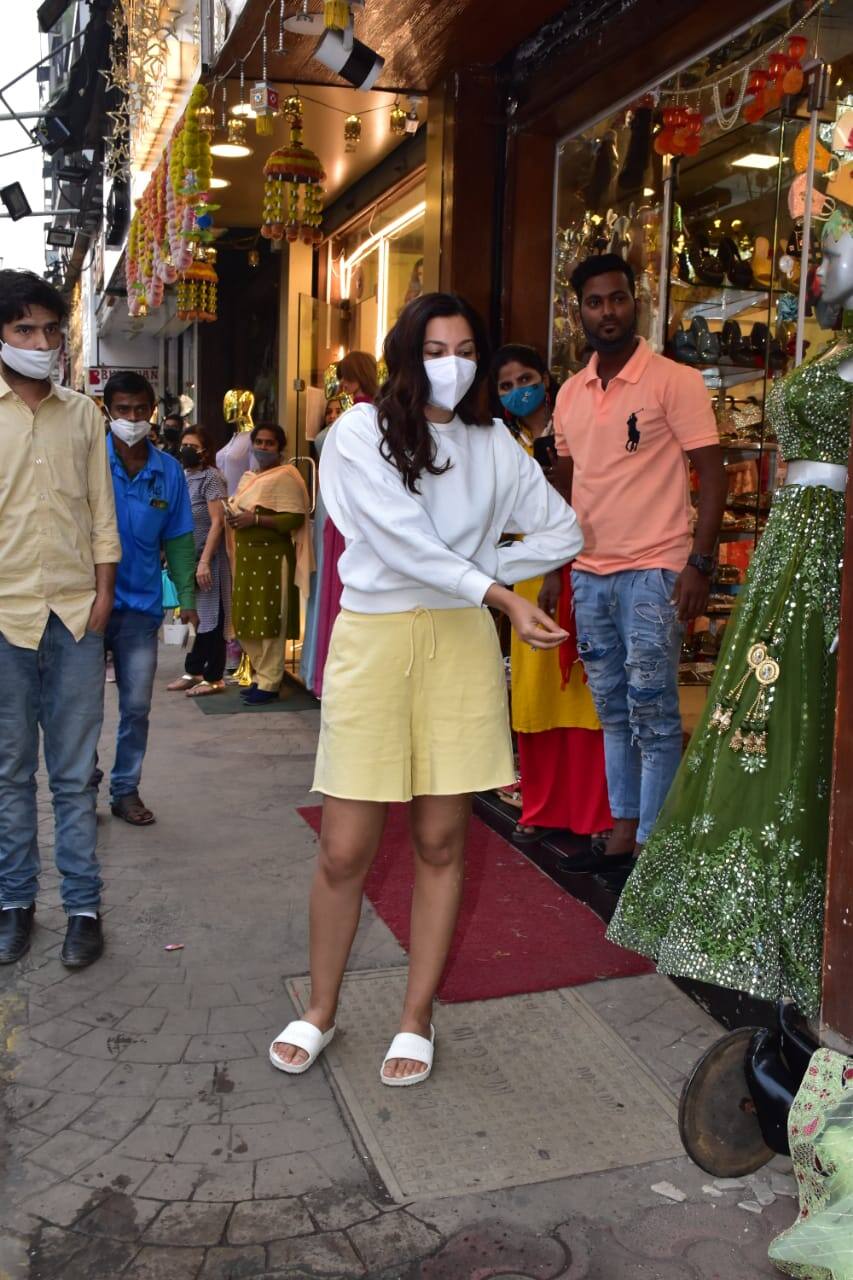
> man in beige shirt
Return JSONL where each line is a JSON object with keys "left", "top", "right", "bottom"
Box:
{"left": 0, "top": 270, "right": 121, "bottom": 970}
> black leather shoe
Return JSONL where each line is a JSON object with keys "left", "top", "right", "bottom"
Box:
{"left": 0, "top": 905, "right": 35, "bottom": 964}
{"left": 60, "top": 915, "right": 103, "bottom": 969}
{"left": 557, "top": 848, "right": 633, "bottom": 875}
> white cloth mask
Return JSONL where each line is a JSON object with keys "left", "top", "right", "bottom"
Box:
{"left": 424, "top": 355, "right": 477, "bottom": 412}
{"left": 0, "top": 341, "right": 60, "bottom": 381}
{"left": 109, "top": 416, "right": 151, "bottom": 447}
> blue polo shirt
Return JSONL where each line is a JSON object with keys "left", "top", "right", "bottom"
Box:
{"left": 108, "top": 436, "right": 193, "bottom": 617}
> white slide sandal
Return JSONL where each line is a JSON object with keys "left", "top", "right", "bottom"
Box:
{"left": 380, "top": 1025, "right": 435, "bottom": 1087}
{"left": 269, "top": 1020, "right": 336, "bottom": 1075}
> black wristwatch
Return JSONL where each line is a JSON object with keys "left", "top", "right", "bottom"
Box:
{"left": 687, "top": 553, "right": 717, "bottom": 577}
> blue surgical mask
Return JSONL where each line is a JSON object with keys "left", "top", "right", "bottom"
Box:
{"left": 500, "top": 381, "right": 547, "bottom": 418}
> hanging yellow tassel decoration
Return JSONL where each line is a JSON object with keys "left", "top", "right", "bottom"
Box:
{"left": 324, "top": 0, "right": 350, "bottom": 28}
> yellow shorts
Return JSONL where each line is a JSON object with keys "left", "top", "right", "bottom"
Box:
{"left": 312, "top": 607, "right": 515, "bottom": 802}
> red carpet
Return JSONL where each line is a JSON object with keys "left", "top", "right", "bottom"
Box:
{"left": 297, "top": 806, "right": 652, "bottom": 1003}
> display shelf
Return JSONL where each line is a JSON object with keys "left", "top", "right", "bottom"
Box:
{"left": 701, "top": 365, "right": 768, "bottom": 391}
{"left": 678, "top": 287, "right": 771, "bottom": 322}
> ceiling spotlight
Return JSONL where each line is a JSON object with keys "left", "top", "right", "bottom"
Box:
{"left": 210, "top": 176, "right": 231, "bottom": 189}
{"left": 0, "top": 183, "right": 32, "bottom": 220}
{"left": 284, "top": 0, "right": 325, "bottom": 34}
{"left": 210, "top": 118, "right": 254, "bottom": 159}
{"left": 314, "top": 28, "right": 384, "bottom": 90}
{"left": 46, "top": 224, "right": 76, "bottom": 248}
{"left": 732, "top": 153, "right": 779, "bottom": 170}
{"left": 31, "top": 115, "right": 71, "bottom": 155}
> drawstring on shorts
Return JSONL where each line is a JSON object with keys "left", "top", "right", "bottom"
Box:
{"left": 404, "top": 607, "right": 437, "bottom": 678}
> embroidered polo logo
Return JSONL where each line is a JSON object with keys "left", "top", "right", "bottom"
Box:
{"left": 626, "top": 410, "right": 642, "bottom": 453}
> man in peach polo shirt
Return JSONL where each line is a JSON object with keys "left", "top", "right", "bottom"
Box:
{"left": 543, "top": 254, "right": 726, "bottom": 884}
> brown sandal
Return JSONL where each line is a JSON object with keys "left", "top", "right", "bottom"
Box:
{"left": 185, "top": 680, "right": 225, "bottom": 697}
{"left": 111, "top": 793, "right": 156, "bottom": 825}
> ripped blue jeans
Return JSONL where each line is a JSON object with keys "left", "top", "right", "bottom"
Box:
{"left": 572, "top": 568, "right": 683, "bottom": 845}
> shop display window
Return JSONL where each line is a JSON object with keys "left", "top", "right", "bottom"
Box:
{"left": 550, "top": 0, "right": 853, "bottom": 690}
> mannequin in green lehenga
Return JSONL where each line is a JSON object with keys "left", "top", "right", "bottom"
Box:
{"left": 607, "top": 212, "right": 853, "bottom": 1020}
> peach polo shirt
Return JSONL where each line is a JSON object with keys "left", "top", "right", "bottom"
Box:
{"left": 553, "top": 337, "right": 719, "bottom": 576}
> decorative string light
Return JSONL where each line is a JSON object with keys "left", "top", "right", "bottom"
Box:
{"left": 344, "top": 113, "right": 362, "bottom": 151}
{"left": 389, "top": 100, "right": 406, "bottom": 136}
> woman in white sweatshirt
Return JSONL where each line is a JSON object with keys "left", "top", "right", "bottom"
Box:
{"left": 270, "top": 293, "right": 583, "bottom": 1087}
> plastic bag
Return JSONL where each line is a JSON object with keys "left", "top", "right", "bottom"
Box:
{"left": 161, "top": 568, "right": 180, "bottom": 609}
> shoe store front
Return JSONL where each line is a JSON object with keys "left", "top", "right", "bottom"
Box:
{"left": 538, "top": 0, "right": 853, "bottom": 727}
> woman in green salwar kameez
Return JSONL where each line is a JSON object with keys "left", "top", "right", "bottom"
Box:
{"left": 227, "top": 424, "right": 313, "bottom": 705}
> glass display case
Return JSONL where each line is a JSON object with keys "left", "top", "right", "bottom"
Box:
{"left": 549, "top": 0, "right": 853, "bottom": 697}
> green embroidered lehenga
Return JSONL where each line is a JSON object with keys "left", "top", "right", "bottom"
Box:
{"left": 607, "top": 343, "right": 851, "bottom": 1018}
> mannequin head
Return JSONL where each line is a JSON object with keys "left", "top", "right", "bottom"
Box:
{"left": 818, "top": 213, "right": 853, "bottom": 309}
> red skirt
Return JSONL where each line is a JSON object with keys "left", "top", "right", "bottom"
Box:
{"left": 518, "top": 727, "right": 612, "bottom": 834}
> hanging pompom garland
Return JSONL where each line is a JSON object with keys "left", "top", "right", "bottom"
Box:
{"left": 176, "top": 251, "right": 218, "bottom": 323}
{"left": 261, "top": 104, "right": 326, "bottom": 245}
{"left": 126, "top": 85, "right": 219, "bottom": 320}
{"left": 324, "top": 0, "right": 350, "bottom": 29}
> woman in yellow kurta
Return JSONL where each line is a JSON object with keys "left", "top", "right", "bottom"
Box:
{"left": 493, "top": 346, "right": 611, "bottom": 844}
{"left": 226, "top": 424, "right": 314, "bottom": 705}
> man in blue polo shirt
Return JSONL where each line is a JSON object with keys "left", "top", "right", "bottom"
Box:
{"left": 101, "top": 372, "right": 197, "bottom": 827}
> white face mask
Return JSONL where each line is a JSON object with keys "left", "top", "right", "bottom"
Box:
{"left": 0, "top": 341, "right": 60, "bottom": 381}
{"left": 424, "top": 355, "right": 477, "bottom": 412}
{"left": 109, "top": 415, "right": 151, "bottom": 447}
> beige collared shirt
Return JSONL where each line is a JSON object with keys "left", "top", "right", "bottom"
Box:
{"left": 0, "top": 373, "right": 122, "bottom": 649}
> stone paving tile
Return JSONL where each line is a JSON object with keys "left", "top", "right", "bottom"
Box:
{"left": 298, "top": 1188, "right": 379, "bottom": 1232}
{"left": 6, "top": 1043, "right": 75, "bottom": 1088}
{"left": 161, "top": 1008, "right": 210, "bottom": 1035}
{"left": 207, "top": 1005, "right": 272, "bottom": 1034}
{"left": 27, "top": 1129, "right": 113, "bottom": 1176}
{"left": 197, "top": 1245, "right": 267, "bottom": 1280}
{"left": 3, "top": 1083, "right": 54, "bottom": 1120}
{"left": 57, "top": 997, "right": 133, "bottom": 1028}
{"left": 75, "top": 1190, "right": 163, "bottom": 1241}
{"left": 21, "top": 1179, "right": 105, "bottom": 1227}
{"left": 99, "top": 1062, "right": 169, "bottom": 1095}
{"left": 73, "top": 1153, "right": 155, "bottom": 1195}
{"left": 25, "top": 1091, "right": 94, "bottom": 1136}
{"left": 136, "top": 1162, "right": 206, "bottom": 1202}
{"left": 227, "top": 1197, "right": 314, "bottom": 1244}
{"left": 29, "top": 1230, "right": 138, "bottom": 1280}
{"left": 147, "top": 1096, "right": 223, "bottom": 1126}
{"left": 415, "top": 1221, "right": 569, "bottom": 1280}
{"left": 189, "top": 984, "right": 240, "bottom": 1008}
{"left": 122, "top": 1245, "right": 207, "bottom": 1279}
{"left": 173, "top": 1124, "right": 232, "bottom": 1162}
{"left": 184, "top": 1034, "right": 258, "bottom": 1062}
{"left": 348, "top": 1210, "right": 442, "bottom": 1274}
{"left": 115, "top": 1007, "right": 170, "bottom": 1035}
{"left": 157, "top": 1063, "right": 218, "bottom": 1096}
{"left": 27, "top": 1015, "right": 93, "bottom": 1050}
{"left": 49, "top": 1056, "right": 119, "bottom": 1094}
{"left": 72, "top": 1095, "right": 155, "bottom": 1141}
{"left": 268, "top": 1229, "right": 366, "bottom": 1276}
{"left": 191, "top": 1163, "right": 256, "bottom": 1203}
{"left": 142, "top": 1199, "right": 231, "bottom": 1245}
{"left": 113, "top": 1122, "right": 188, "bottom": 1161}
{"left": 254, "top": 1152, "right": 333, "bottom": 1198}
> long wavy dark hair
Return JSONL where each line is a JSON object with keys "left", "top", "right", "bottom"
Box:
{"left": 377, "top": 292, "right": 491, "bottom": 493}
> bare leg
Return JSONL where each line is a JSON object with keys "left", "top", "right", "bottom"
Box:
{"left": 273, "top": 796, "right": 387, "bottom": 1066}
{"left": 382, "top": 793, "right": 471, "bottom": 1081}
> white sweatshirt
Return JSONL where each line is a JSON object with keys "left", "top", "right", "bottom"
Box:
{"left": 319, "top": 403, "right": 584, "bottom": 614}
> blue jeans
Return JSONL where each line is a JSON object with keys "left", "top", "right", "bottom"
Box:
{"left": 0, "top": 613, "right": 105, "bottom": 913}
{"left": 572, "top": 568, "right": 683, "bottom": 845}
{"left": 105, "top": 609, "right": 161, "bottom": 800}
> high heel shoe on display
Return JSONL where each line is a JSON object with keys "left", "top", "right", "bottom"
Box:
{"left": 717, "top": 236, "right": 754, "bottom": 289}
{"left": 690, "top": 315, "right": 720, "bottom": 363}
{"left": 673, "top": 327, "right": 701, "bottom": 364}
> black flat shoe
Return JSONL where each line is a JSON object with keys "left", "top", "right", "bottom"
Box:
{"left": 557, "top": 848, "right": 634, "bottom": 875}
{"left": 0, "top": 904, "right": 35, "bottom": 964}
{"left": 595, "top": 862, "right": 635, "bottom": 893}
{"left": 511, "top": 825, "right": 557, "bottom": 847}
{"left": 61, "top": 915, "right": 103, "bottom": 969}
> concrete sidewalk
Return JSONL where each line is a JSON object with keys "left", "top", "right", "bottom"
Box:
{"left": 0, "top": 642, "right": 798, "bottom": 1279}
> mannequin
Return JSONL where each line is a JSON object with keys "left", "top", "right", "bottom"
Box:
{"left": 607, "top": 211, "right": 853, "bottom": 1021}
{"left": 216, "top": 389, "right": 258, "bottom": 497}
